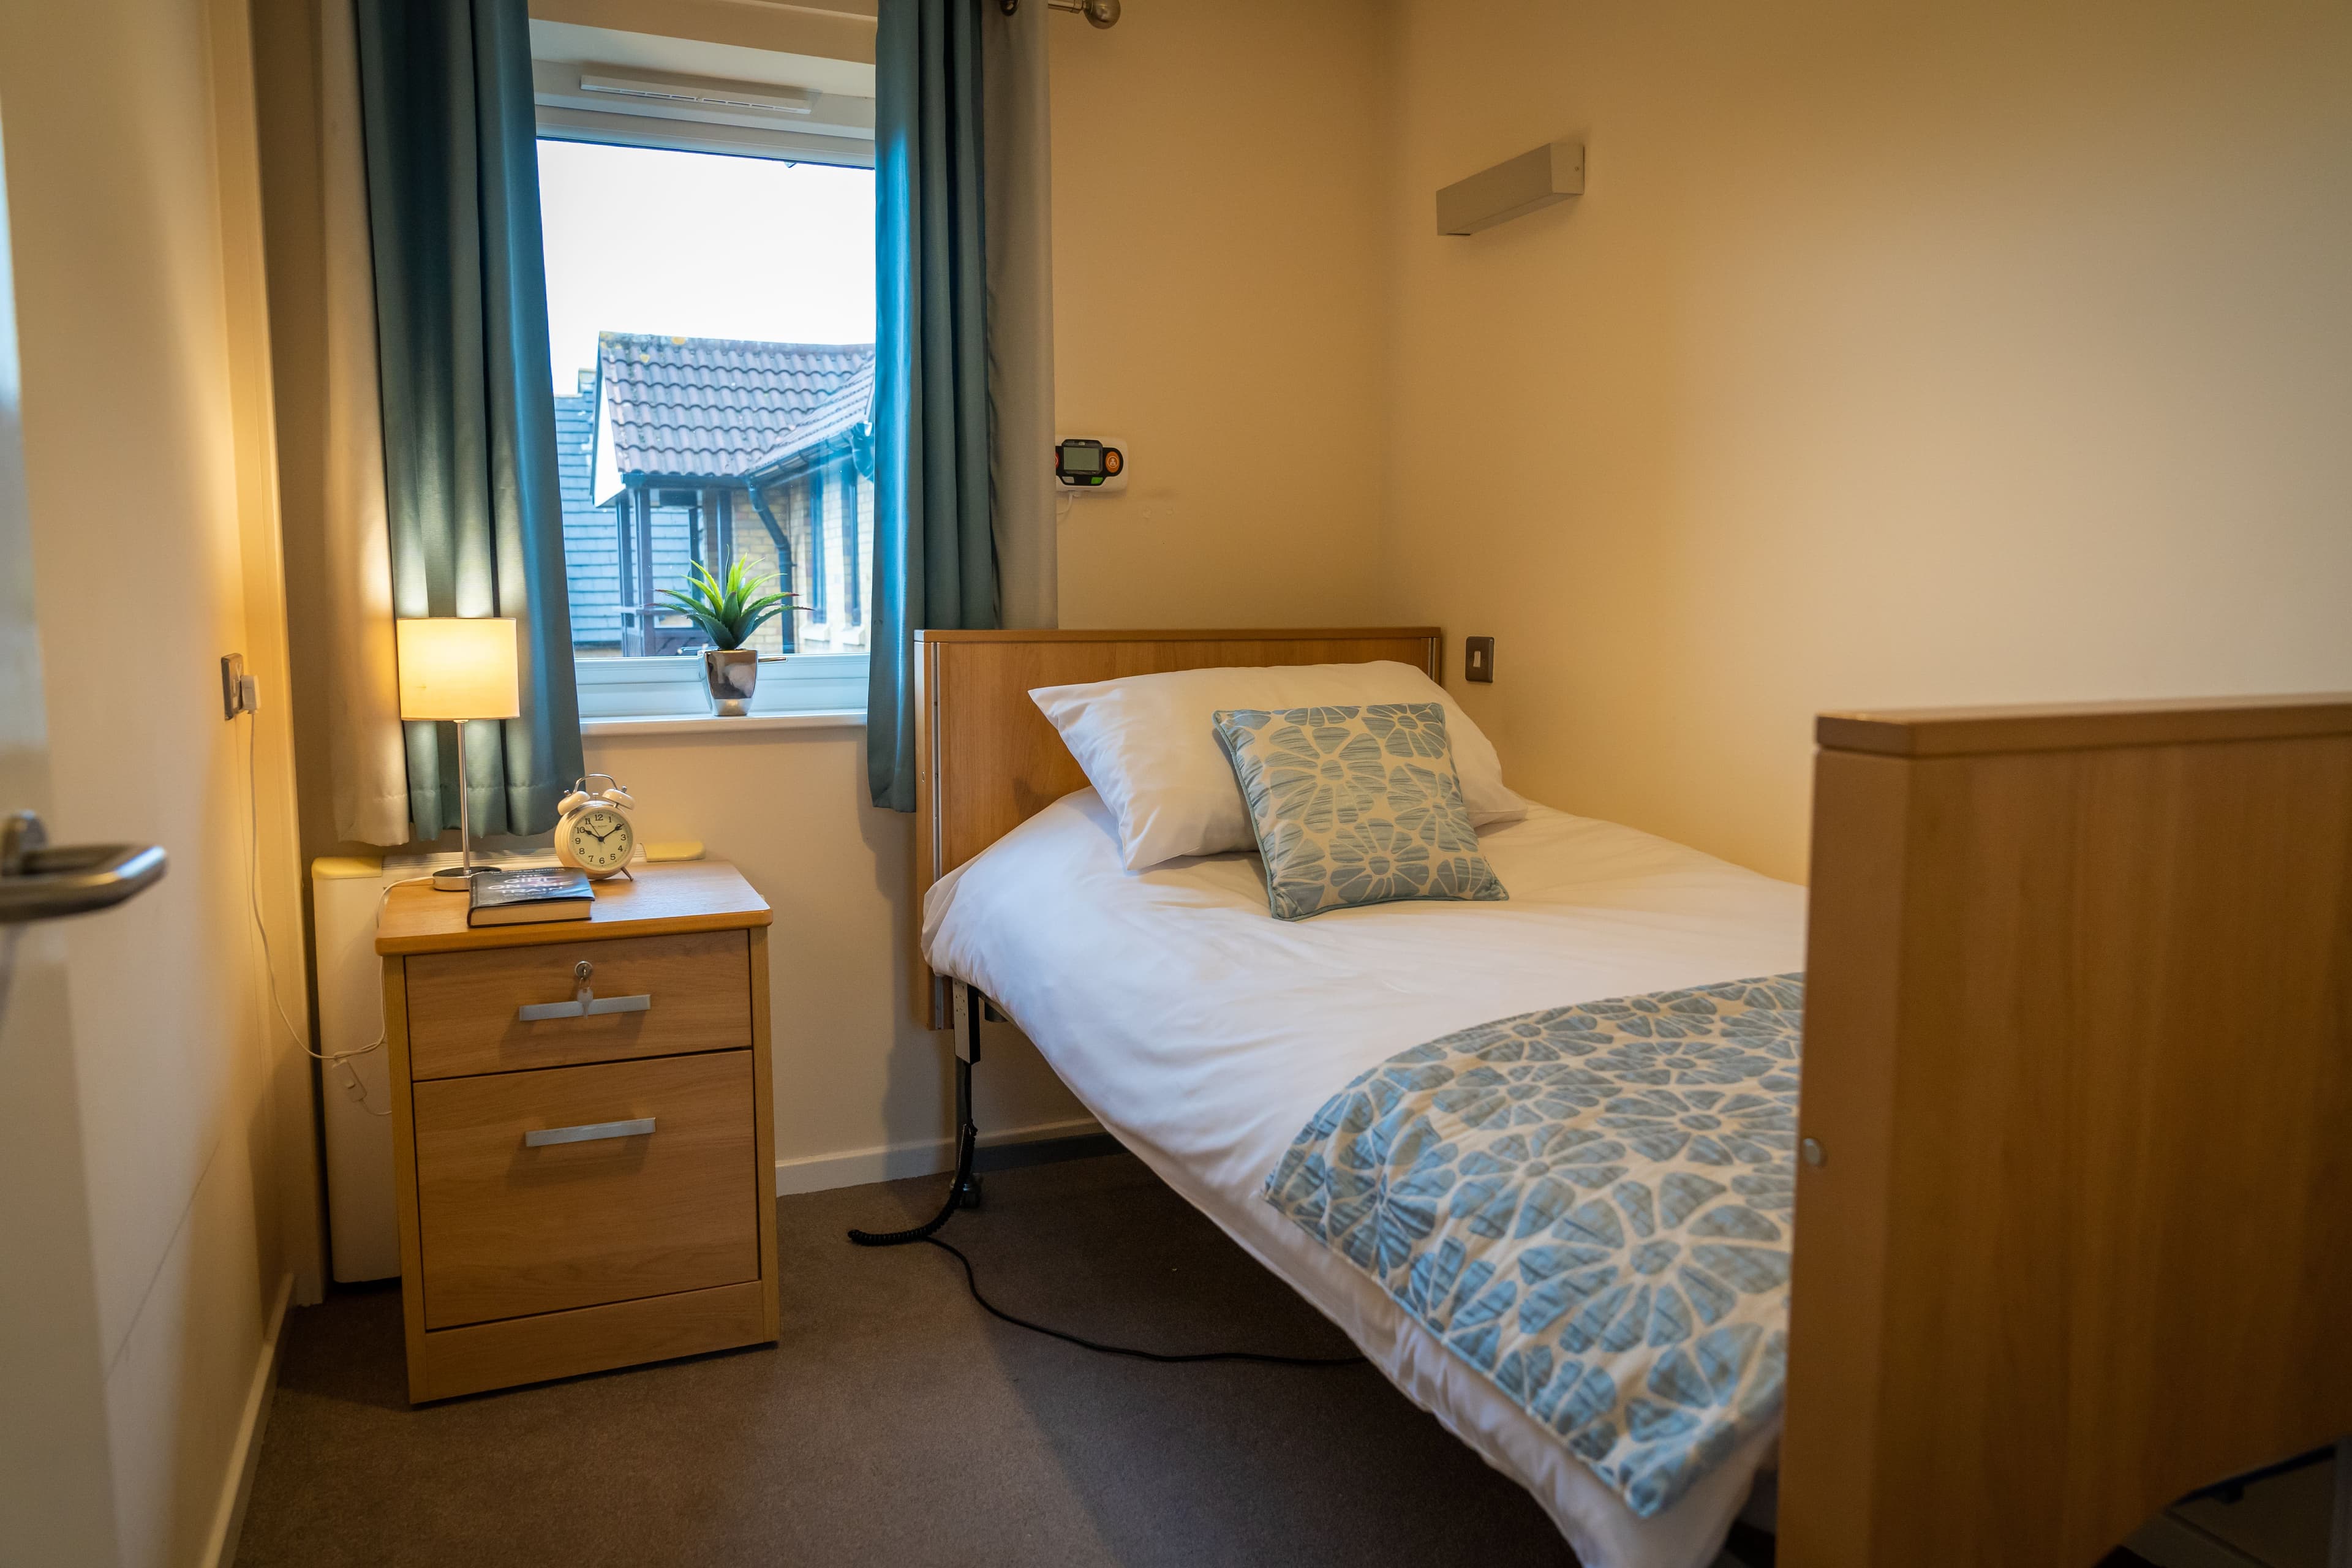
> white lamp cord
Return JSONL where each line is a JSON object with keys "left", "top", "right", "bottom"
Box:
{"left": 241, "top": 707, "right": 423, "bottom": 1118}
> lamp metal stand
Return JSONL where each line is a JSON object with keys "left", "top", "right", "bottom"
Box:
{"left": 432, "top": 718, "right": 478, "bottom": 892}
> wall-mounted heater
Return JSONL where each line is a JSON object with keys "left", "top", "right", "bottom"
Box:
{"left": 1436, "top": 140, "right": 1585, "bottom": 236}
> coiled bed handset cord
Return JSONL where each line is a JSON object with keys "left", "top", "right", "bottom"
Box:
{"left": 845, "top": 1118, "right": 976, "bottom": 1248}
{"left": 845, "top": 984, "right": 1364, "bottom": 1369}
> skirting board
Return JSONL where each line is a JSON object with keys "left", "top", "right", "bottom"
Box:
{"left": 202, "top": 1271, "right": 294, "bottom": 1568}
{"left": 774, "top": 1116, "right": 1105, "bottom": 1196}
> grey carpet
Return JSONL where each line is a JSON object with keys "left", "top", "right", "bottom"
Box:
{"left": 233, "top": 1153, "right": 1587, "bottom": 1567}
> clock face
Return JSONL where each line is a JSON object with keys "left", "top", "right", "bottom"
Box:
{"left": 567, "top": 806, "right": 633, "bottom": 873}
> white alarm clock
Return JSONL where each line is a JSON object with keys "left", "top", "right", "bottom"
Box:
{"left": 554, "top": 774, "right": 637, "bottom": 878}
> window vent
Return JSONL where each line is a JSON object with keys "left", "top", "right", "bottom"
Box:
{"left": 578, "top": 68, "right": 813, "bottom": 119}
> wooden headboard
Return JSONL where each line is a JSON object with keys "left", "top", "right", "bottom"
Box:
{"left": 911, "top": 627, "right": 1442, "bottom": 1024}
{"left": 1782, "top": 693, "right": 2352, "bottom": 1564}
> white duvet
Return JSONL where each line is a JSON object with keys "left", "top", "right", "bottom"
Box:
{"left": 921, "top": 790, "right": 1807, "bottom": 1568}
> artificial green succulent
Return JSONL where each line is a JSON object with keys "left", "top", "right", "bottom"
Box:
{"left": 658, "top": 560, "right": 794, "bottom": 651}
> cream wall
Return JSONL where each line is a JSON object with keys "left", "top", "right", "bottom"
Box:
{"left": 598, "top": 0, "right": 1398, "bottom": 1177}
{"left": 257, "top": 0, "right": 1406, "bottom": 1193}
{"left": 246, "top": 0, "right": 2352, "bottom": 1244}
{"left": 582, "top": 728, "right": 1087, "bottom": 1186}
{"left": 1382, "top": 0, "right": 2352, "bottom": 883}
{"left": 578, "top": 0, "right": 1401, "bottom": 1171}
{"left": 1050, "top": 0, "right": 1393, "bottom": 628}
{"left": 0, "top": 0, "right": 315, "bottom": 1561}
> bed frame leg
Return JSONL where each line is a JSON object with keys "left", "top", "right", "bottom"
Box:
{"left": 952, "top": 980, "right": 984, "bottom": 1211}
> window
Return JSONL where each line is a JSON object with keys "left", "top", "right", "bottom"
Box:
{"left": 534, "top": 39, "right": 876, "bottom": 720}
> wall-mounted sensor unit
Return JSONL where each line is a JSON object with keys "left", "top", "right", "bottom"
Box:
{"left": 1055, "top": 437, "right": 1128, "bottom": 494}
{"left": 1437, "top": 140, "right": 1584, "bottom": 236}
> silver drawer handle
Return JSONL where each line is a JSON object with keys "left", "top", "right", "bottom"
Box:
{"left": 524, "top": 1117, "right": 655, "bottom": 1148}
{"left": 516, "top": 959, "right": 653, "bottom": 1023}
{"left": 517, "top": 993, "right": 652, "bottom": 1022}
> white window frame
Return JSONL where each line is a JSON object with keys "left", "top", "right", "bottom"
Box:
{"left": 573, "top": 650, "right": 867, "bottom": 722}
{"left": 529, "top": 19, "right": 876, "bottom": 172}
{"left": 534, "top": 23, "right": 878, "bottom": 722}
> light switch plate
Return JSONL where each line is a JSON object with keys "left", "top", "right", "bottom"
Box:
{"left": 1464, "top": 636, "right": 1495, "bottom": 684}
{"left": 220, "top": 653, "right": 255, "bottom": 718}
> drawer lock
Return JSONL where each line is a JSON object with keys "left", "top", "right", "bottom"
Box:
{"left": 517, "top": 959, "right": 654, "bottom": 1023}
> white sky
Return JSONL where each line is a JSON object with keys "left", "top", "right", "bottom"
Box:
{"left": 537, "top": 139, "right": 876, "bottom": 391}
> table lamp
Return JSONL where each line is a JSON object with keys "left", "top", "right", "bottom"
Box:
{"left": 396, "top": 617, "right": 521, "bottom": 892}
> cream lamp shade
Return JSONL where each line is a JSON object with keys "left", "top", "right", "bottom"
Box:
{"left": 396, "top": 617, "right": 521, "bottom": 722}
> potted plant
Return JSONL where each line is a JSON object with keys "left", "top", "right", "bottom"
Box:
{"left": 658, "top": 560, "right": 795, "bottom": 716}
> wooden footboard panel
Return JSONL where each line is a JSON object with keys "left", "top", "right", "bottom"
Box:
{"left": 1782, "top": 696, "right": 2352, "bottom": 1566}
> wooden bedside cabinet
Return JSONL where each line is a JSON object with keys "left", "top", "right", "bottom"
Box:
{"left": 375, "top": 861, "right": 777, "bottom": 1401}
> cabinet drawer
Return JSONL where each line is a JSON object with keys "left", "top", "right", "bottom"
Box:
{"left": 405, "top": 929, "right": 751, "bottom": 1079}
{"left": 413, "top": 1050, "right": 760, "bottom": 1330}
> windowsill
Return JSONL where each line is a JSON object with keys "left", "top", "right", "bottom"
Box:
{"left": 581, "top": 709, "right": 866, "bottom": 737}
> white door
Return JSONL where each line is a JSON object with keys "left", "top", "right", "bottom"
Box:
{"left": 0, "top": 107, "right": 146, "bottom": 1568}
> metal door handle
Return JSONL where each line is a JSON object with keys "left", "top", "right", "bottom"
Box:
{"left": 0, "top": 812, "right": 167, "bottom": 924}
{"left": 523, "top": 1117, "right": 655, "bottom": 1148}
{"left": 516, "top": 959, "right": 652, "bottom": 1022}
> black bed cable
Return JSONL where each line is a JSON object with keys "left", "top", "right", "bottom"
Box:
{"left": 922, "top": 1233, "right": 1366, "bottom": 1368}
{"left": 844, "top": 1120, "right": 978, "bottom": 1249}
{"left": 1722, "top": 1520, "right": 1777, "bottom": 1567}
{"left": 847, "top": 1101, "right": 1365, "bottom": 1368}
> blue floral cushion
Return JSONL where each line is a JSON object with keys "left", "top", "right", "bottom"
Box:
{"left": 1212, "top": 703, "right": 1507, "bottom": 920}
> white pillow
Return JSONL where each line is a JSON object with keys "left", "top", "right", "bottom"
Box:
{"left": 1030, "top": 661, "right": 1531, "bottom": 871}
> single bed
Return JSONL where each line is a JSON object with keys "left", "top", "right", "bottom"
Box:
{"left": 924, "top": 788, "right": 1806, "bottom": 1566}
{"left": 908, "top": 627, "right": 2352, "bottom": 1568}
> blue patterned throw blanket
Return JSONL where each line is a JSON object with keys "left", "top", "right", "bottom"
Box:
{"left": 1263, "top": 975, "right": 1804, "bottom": 1518}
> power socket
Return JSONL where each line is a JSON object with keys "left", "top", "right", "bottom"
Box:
{"left": 220, "top": 653, "right": 259, "bottom": 718}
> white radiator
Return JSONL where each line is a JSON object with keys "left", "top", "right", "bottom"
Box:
{"left": 311, "top": 856, "right": 408, "bottom": 1281}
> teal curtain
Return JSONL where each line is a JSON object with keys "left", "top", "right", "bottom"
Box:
{"left": 869, "top": 0, "right": 998, "bottom": 812}
{"left": 355, "top": 0, "right": 582, "bottom": 839}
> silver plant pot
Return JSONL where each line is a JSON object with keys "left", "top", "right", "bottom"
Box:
{"left": 703, "top": 647, "right": 761, "bottom": 716}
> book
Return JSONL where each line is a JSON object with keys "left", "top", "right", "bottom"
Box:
{"left": 467, "top": 867, "right": 595, "bottom": 927}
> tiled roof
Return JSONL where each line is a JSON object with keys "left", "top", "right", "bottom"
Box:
{"left": 743, "top": 357, "right": 875, "bottom": 478}
{"left": 596, "top": 333, "right": 874, "bottom": 481}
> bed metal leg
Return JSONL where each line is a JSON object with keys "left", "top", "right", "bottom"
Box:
{"left": 845, "top": 981, "right": 987, "bottom": 1246}
{"left": 952, "top": 979, "right": 984, "bottom": 1211}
